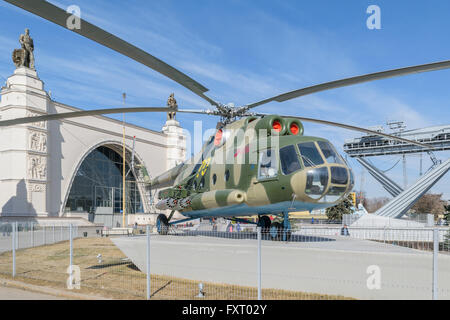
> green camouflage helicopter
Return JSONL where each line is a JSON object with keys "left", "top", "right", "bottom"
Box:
{"left": 2, "top": 0, "right": 448, "bottom": 240}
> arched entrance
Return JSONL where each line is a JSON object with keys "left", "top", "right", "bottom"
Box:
{"left": 63, "top": 144, "right": 146, "bottom": 226}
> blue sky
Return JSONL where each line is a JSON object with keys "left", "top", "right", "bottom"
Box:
{"left": 0, "top": 0, "right": 449, "bottom": 200}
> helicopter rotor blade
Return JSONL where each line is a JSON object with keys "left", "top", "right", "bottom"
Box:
{"left": 0, "top": 107, "right": 177, "bottom": 127}
{"left": 254, "top": 113, "right": 431, "bottom": 148}
{"left": 177, "top": 109, "right": 219, "bottom": 115}
{"left": 4, "top": 0, "right": 220, "bottom": 107}
{"left": 246, "top": 60, "right": 450, "bottom": 109}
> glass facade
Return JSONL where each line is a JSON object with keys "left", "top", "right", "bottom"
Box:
{"left": 64, "top": 146, "right": 143, "bottom": 215}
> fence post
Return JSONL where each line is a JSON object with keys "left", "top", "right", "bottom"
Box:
{"left": 12, "top": 222, "right": 16, "bottom": 278}
{"left": 433, "top": 227, "right": 439, "bottom": 300}
{"left": 31, "top": 222, "right": 34, "bottom": 247}
{"left": 146, "top": 224, "right": 151, "bottom": 300}
{"left": 16, "top": 223, "right": 19, "bottom": 249}
{"left": 257, "top": 226, "right": 262, "bottom": 300}
{"left": 69, "top": 224, "right": 73, "bottom": 268}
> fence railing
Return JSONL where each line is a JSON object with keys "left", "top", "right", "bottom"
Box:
{"left": 1, "top": 222, "right": 449, "bottom": 300}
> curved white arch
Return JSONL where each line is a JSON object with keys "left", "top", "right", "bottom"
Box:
{"left": 59, "top": 139, "right": 149, "bottom": 216}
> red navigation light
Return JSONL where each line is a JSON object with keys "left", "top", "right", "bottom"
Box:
{"left": 290, "top": 123, "right": 299, "bottom": 135}
{"left": 214, "top": 129, "right": 223, "bottom": 146}
{"left": 272, "top": 120, "right": 282, "bottom": 132}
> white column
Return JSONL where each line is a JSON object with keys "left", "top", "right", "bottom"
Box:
{"left": 0, "top": 67, "right": 50, "bottom": 217}
{"left": 162, "top": 119, "right": 186, "bottom": 170}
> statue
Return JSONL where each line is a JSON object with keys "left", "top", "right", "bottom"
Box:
{"left": 167, "top": 93, "right": 178, "bottom": 121}
{"left": 30, "top": 132, "right": 39, "bottom": 150}
{"left": 12, "top": 28, "right": 35, "bottom": 69}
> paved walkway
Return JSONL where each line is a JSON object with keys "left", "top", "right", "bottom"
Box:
{"left": 0, "top": 285, "right": 67, "bottom": 300}
{"left": 0, "top": 278, "right": 110, "bottom": 300}
{"left": 113, "top": 234, "right": 450, "bottom": 300}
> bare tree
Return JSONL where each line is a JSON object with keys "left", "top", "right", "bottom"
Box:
{"left": 411, "top": 193, "right": 446, "bottom": 219}
{"left": 364, "top": 197, "right": 390, "bottom": 213}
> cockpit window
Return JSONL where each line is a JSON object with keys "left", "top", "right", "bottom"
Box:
{"left": 318, "top": 141, "right": 343, "bottom": 164}
{"left": 280, "top": 145, "right": 301, "bottom": 175}
{"left": 305, "top": 167, "right": 328, "bottom": 199}
{"left": 258, "top": 149, "right": 278, "bottom": 179}
{"left": 298, "top": 142, "right": 324, "bottom": 167}
{"left": 331, "top": 167, "right": 348, "bottom": 185}
{"left": 321, "top": 186, "right": 347, "bottom": 203}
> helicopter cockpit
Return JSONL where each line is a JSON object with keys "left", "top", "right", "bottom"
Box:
{"left": 274, "top": 139, "right": 354, "bottom": 203}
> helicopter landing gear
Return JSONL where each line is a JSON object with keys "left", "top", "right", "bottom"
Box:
{"left": 257, "top": 215, "right": 271, "bottom": 234}
{"left": 156, "top": 214, "right": 169, "bottom": 235}
{"left": 269, "top": 222, "right": 282, "bottom": 241}
{"left": 269, "top": 212, "right": 292, "bottom": 241}
{"left": 282, "top": 211, "right": 292, "bottom": 241}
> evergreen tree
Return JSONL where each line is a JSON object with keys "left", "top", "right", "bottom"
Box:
{"left": 444, "top": 204, "right": 450, "bottom": 251}
{"left": 444, "top": 204, "right": 450, "bottom": 223}
{"left": 326, "top": 194, "right": 353, "bottom": 221}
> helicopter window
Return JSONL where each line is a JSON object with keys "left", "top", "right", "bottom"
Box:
{"left": 331, "top": 167, "right": 348, "bottom": 185}
{"left": 318, "top": 141, "right": 344, "bottom": 164}
{"left": 212, "top": 174, "right": 217, "bottom": 185}
{"left": 280, "top": 145, "right": 301, "bottom": 175}
{"left": 225, "top": 170, "right": 230, "bottom": 182}
{"left": 321, "top": 186, "right": 347, "bottom": 203}
{"left": 185, "top": 177, "right": 196, "bottom": 191}
{"left": 191, "top": 163, "right": 202, "bottom": 175}
{"left": 258, "top": 149, "right": 278, "bottom": 179}
{"left": 297, "top": 142, "right": 324, "bottom": 167}
{"left": 305, "top": 167, "right": 328, "bottom": 199}
{"left": 199, "top": 176, "right": 205, "bottom": 189}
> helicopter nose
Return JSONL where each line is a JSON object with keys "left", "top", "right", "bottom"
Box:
{"left": 290, "top": 165, "right": 351, "bottom": 203}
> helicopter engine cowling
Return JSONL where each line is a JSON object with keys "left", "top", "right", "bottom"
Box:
{"left": 286, "top": 119, "right": 304, "bottom": 135}
{"left": 255, "top": 115, "right": 287, "bottom": 136}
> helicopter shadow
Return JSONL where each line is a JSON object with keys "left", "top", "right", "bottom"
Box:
{"left": 167, "top": 230, "right": 336, "bottom": 243}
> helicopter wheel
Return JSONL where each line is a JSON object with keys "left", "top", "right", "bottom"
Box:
{"left": 269, "top": 222, "right": 282, "bottom": 241}
{"left": 156, "top": 214, "right": 170, "bottom": 235}
{"left": 257, "top": 216, "right": 271, "bottom": 234}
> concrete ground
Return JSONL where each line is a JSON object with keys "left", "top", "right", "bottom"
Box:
{"left": 112, "top": 233, "right": 450, "bottom": 300}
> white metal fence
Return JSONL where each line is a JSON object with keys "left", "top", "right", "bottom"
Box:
{"left": 0, "top": 222, "right": 449, "bottom": 300}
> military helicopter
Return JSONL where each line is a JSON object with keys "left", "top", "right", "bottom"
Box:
{"left": 2, "top": 0, "right": 449, "bottom": 240}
